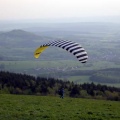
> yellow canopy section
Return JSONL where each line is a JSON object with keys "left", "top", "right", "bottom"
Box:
{"left": 34, "top": 46, "right": 48, "bottom": 58}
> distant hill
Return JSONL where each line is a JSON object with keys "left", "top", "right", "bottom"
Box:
{"left": 0, "top": 29, "right": 51, "bottom": 47}
{"left": 0, "top": 29, "right": 52, "bottom": 60}
{"left": 0, "top": 29, "right": 40, "bottom": 39}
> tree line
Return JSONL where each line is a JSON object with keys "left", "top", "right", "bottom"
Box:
{"left": 0, "top": 71, "right": 120, "bottom": 101}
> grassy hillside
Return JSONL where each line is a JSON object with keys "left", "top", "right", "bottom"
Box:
{"left": 0, "top": 94, "right": 120, "bottom": 120}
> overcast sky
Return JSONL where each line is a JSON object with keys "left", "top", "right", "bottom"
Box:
{"left": 0, "top": 0, "right": 120, "bottom": 21}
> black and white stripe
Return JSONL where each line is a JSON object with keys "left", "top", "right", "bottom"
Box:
{"left": 40, "top": 40, "right": 88, "bottom": 63}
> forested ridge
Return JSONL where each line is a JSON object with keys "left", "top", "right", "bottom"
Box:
{"left": 0, "top": 71, "right": 120, "bottom": 101}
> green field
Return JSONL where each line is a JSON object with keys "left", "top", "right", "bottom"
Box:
{"left": 1, "top": 60, "right": 120, "bottom": 87}
{"left": 1, "top": 60, "right": 120, "bottom": 73}
{"left": 67, "top": 76, "right": 90, "bottom": 83}
{"left": 0, "top": 94, "right": 120, "bottom": 120}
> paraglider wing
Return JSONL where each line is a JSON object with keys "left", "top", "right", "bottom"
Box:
{"left": 34, "top": 46, "right": 48, "bottom": 58}
{"left": 34, "top": 40, "right": 88, "bottom": 63}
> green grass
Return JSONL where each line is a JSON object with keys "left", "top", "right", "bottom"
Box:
{"left": 0, "top": 94, "right": 120, "bottom": 120}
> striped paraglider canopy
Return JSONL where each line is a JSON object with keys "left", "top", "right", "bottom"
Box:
{"left": 34, "top": 40, "right": 88, "bottom": 63}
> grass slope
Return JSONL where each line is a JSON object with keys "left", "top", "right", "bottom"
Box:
{"left": 0, "top": 94, "right": 120, "bottom": 120}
